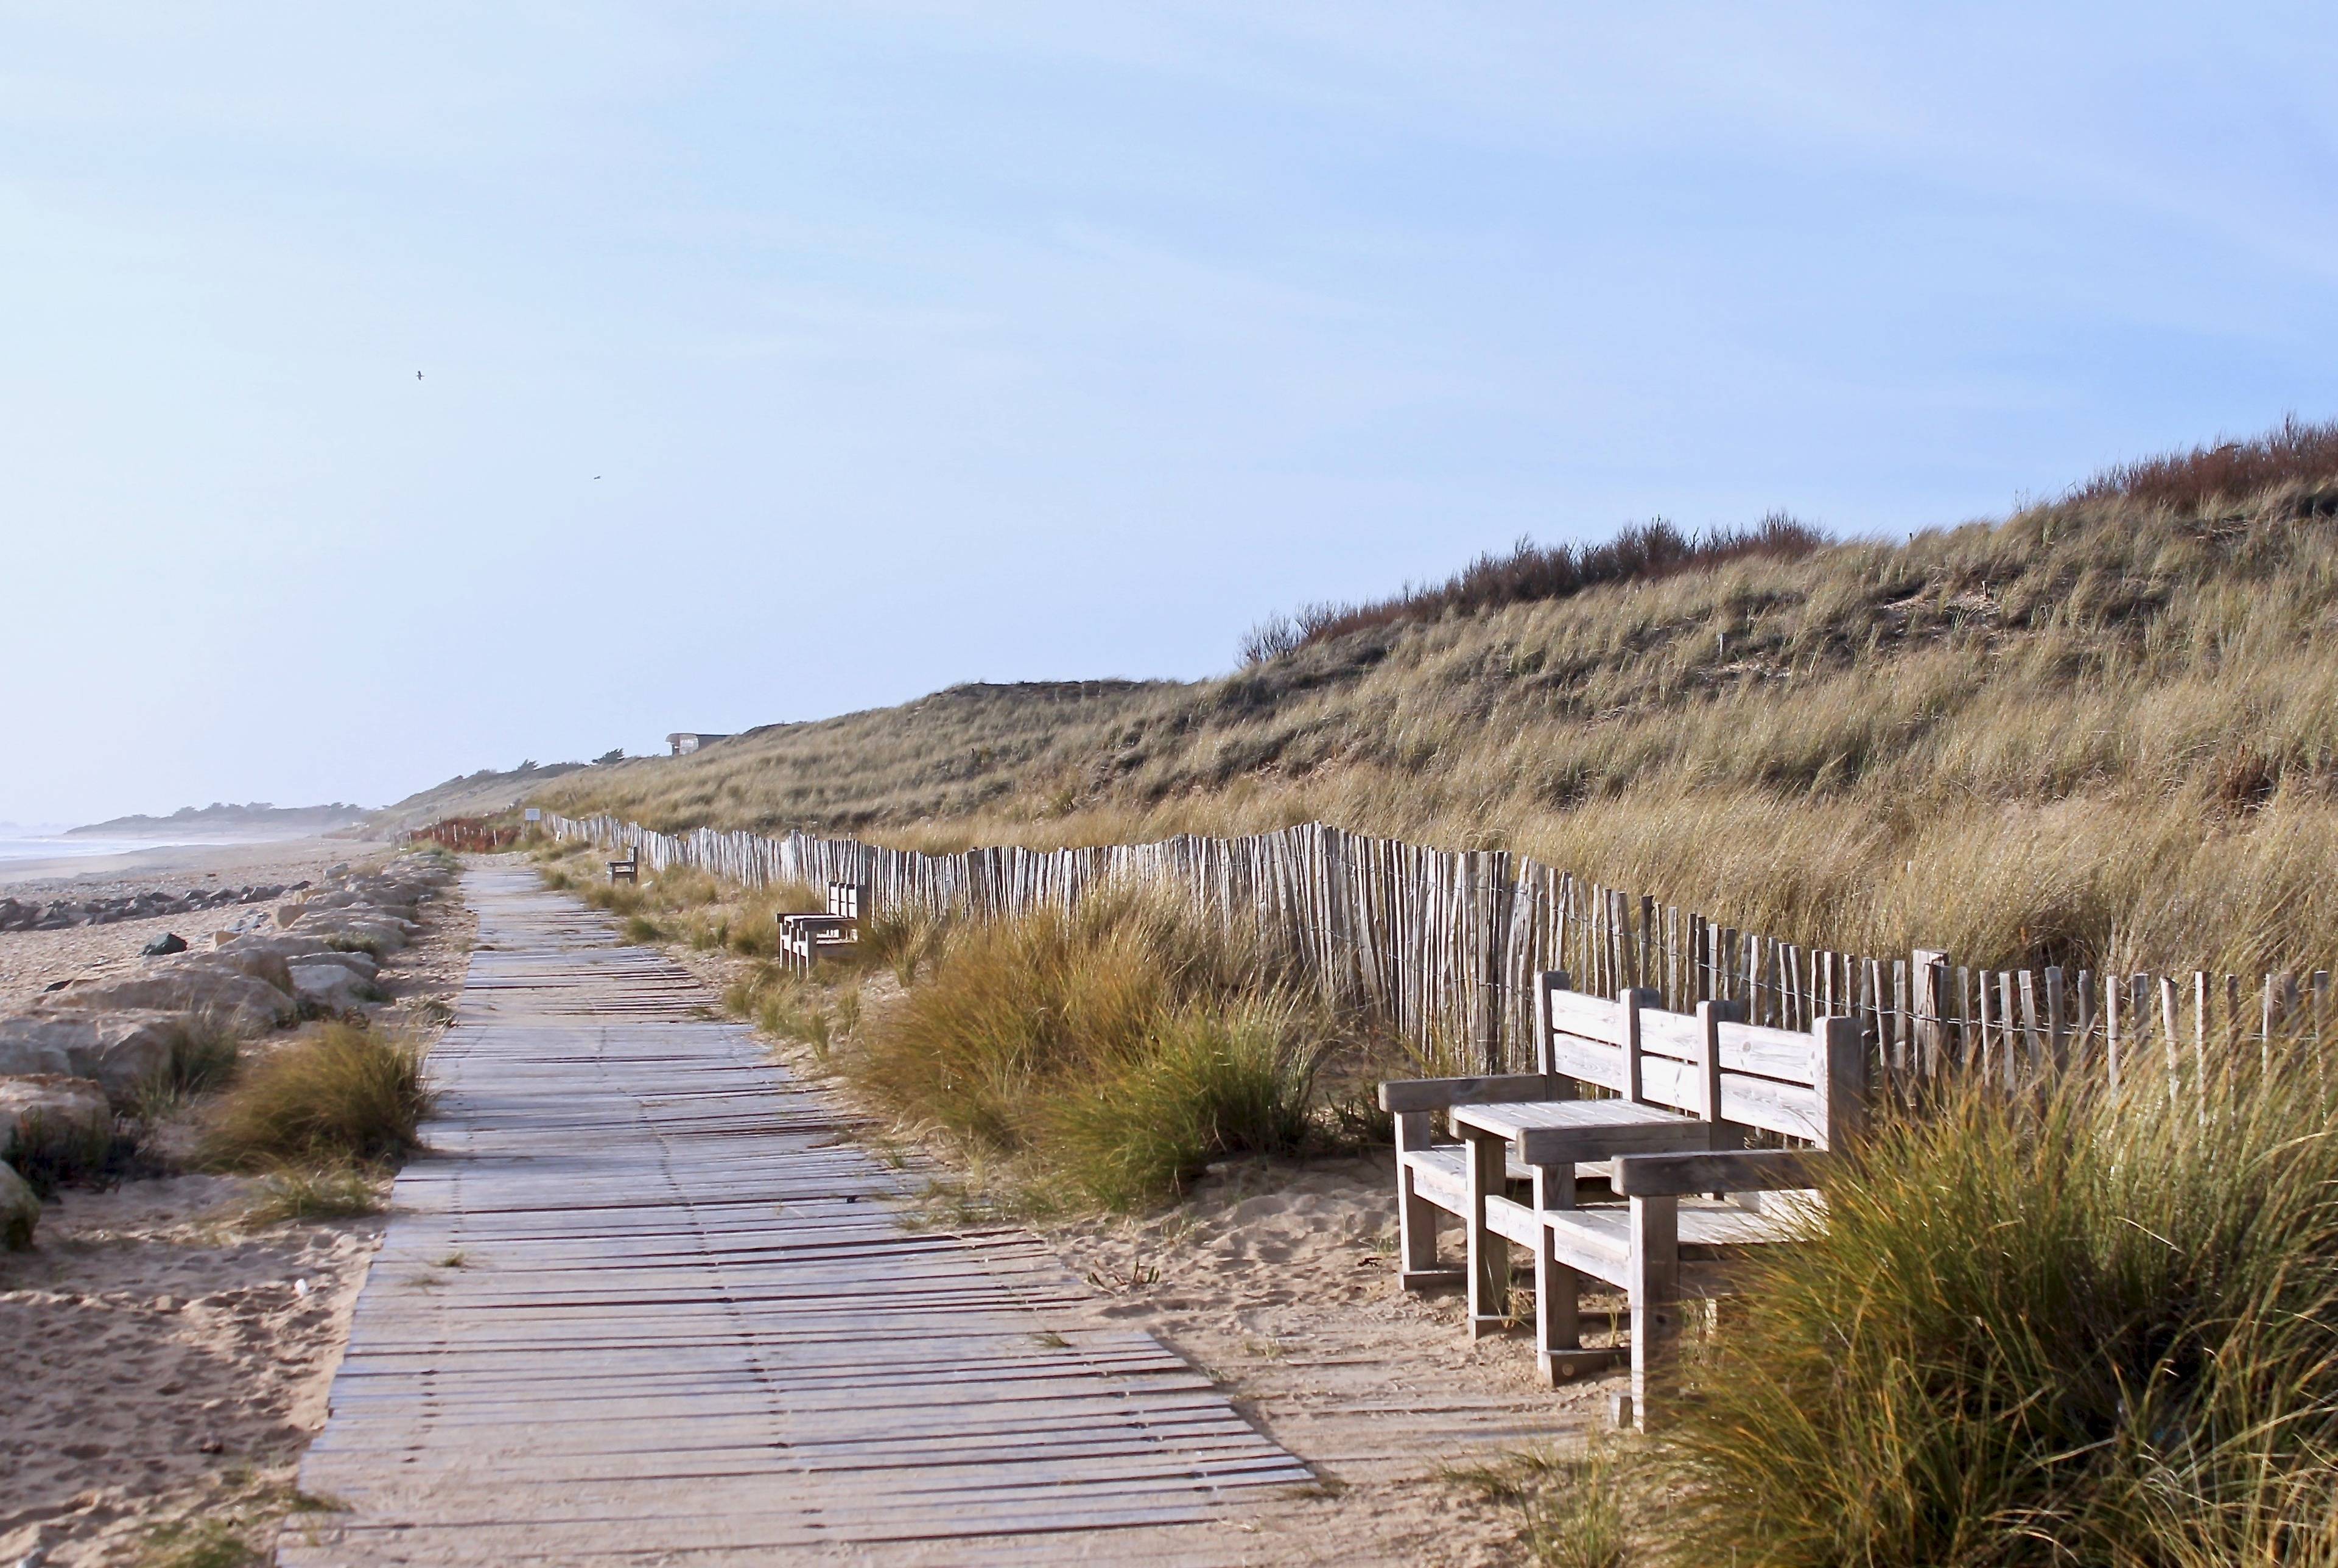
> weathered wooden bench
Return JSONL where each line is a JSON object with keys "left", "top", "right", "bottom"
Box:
{"left": 776, "top": 881, "right": 866, "bottom": 975}
{"left": 1465, "top": 987, "right": 1866, "bottom": 1427}
{"left": 1378, "top": 977, "right": 1705, "bottom": 1297}
{"left": 606, "top": 847, "right": 639, "bottom": 884}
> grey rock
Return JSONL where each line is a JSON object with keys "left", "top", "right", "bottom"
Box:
{"left": 195, "top": 946, "right": 295, "bottom": 996}
{"left": 212, "top": 936, "right": 379, "bottom": 981}
{"left": 54, "top": 968, "right": 293, "bottom": 1035}
{"left": 287, "top": 963, "right": 381, "bottom": 1012}
{"left": 297, "top": 949, "right": 379, "bottom": 982}
{"left": 286, "top": 914, "right": 411, "bottom": 953}
{"left": 0, "top": 1012, "right": 188, "bottom": 1104}
{"left": 0, "top": 1075, "right": 112, "bottom": 1150}
{"left": 142, "top": 931, "right": 189, "bottom": 957}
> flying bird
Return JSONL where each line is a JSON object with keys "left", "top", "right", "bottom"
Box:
{"left": 415, "top": 371, "right": 423, "bottom": 380}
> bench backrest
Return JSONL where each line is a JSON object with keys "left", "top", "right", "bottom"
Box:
{"left": 1536, "top": 973, "right": 1866, "bottom": 1148}
{"left": 827, "top": 881, "right": 866, "bottom": 920}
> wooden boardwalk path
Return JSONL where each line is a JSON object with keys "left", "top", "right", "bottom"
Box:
{"left": 284, "top": 868, "right": 1308, "bottom": 1566}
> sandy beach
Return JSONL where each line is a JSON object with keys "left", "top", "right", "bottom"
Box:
{"left": 0, "top": 838, "right": 389, "bottom": 1015}
{"left": 0, "top": 1178, "right": 385, "bottom": 1567}
{"left": 0, "top": 851, "right": 472, "bottom": 1568}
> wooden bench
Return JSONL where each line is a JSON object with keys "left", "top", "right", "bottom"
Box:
{"left": 1466, "top": 990, "right": 1866, "bottom": 1427}
{"left": 777, "top": 881, "right": 866, "bottom": 975}
{"left": 606, "top": 847, "right": 639, "bottom": 884}
{"left": 1378, "top": 977, "right": 1701, "bottom": 1296}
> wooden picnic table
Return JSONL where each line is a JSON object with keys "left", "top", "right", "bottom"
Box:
{"left": 1447, "top": 1099, "right": 1718, "bottom": 1366}
{"left": 1450, "top": 1099, "right": 1718, "bottom": 1167}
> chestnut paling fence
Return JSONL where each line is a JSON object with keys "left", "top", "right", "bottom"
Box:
{"left": 542, "top": 812, "right": 2332, "bottom": 1105}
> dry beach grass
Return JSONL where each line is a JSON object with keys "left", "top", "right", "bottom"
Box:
{"left": 538, "top": 421, "right": 2338, "bottom": 979}
{"left": 1643, "top": 1045, "right": 2338, "bottom": 1567}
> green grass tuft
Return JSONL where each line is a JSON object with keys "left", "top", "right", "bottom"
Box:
{"left": 724, "top": 964, "right": 837, "bottom": 1058}
{"left": 138, "top": 1517, "right": 263, "bottom": 1568}
{"left": 170, "top": 1018, "right": 242, "bottom": 1096}
{"left": 242, "top": 1163, "right": 385, "bottom": 1223}
{"left": 1041, "top": 1002, "right": 1315, "bottom": 1209}
{"left": 1441, "top": 1444, "right": 1635, "bottom": 1567}
{"left": 3, "top": 1110, "right": 144, "bottom": 1197}
{"left": 845, "top": 886, "right": 1327, "bottom": 1208}
{"left": 202, "top": 1023, "right": 430, "bottom": 1171}
{"left": 1657, "top": 1050, "right": 2338, "bottom": 1567}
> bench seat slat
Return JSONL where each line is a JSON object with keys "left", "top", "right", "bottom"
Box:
{"left": 1485, "top": 1195, "right": 1806, "bottom": 1285}
{"left": 1401, "top": 1146, "right": 1585, "bottom": 1192}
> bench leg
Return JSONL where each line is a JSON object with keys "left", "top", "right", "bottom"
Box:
{"left": 1464, "top": 1130, "right": 1508, "bottom": 1339}
{"left": 1626, "top": 1193, "right": 1681, "bottom": 1430}
{"left": 1392, "top": 1112, "right": 1458, "bottom": 1290}
{"left": 1531, "top": 1165, "right": 1599, "bottom": 1385}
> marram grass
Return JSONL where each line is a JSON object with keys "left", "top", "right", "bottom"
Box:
{"left": 538, "top": 440, "right": 2338, "bottom": 979}
{"left": 1655, "top": 1045, "right": 2338, "bottom": 1567}
{"left": 202, "top": 1022, "right": 430, "bottom": 1171}
{"left": 842, "top": 885, "right": 1325, "bottom": 1208}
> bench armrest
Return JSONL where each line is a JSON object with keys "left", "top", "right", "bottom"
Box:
{"left": 1378, "top": 1073, "right": 1553, "bottom": 1114}
{"left": 1612, "top": 1149, "right": 1821, "bottom": 1195}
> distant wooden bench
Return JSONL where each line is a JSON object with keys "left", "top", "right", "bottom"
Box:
{"left": 607, "top": 847, "right": 639, "bottom": 884}
{"left": 1459, "top": 982, "right": 1866, "bottom": 1427}
{"left": 777, "top": 882, "right": 866, "bottom": 975}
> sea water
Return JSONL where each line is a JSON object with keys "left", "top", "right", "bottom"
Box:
{"left": 0, "top": 834, "right": 224, "bottom": 870}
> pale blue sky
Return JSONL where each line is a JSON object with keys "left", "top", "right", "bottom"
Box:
{"left": 6, "top": 3, "right": 2336, "bottom": 824}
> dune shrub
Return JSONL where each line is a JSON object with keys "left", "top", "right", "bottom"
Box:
{"left": 855, "top": 905, "right": 953, "bottom": 985}
{"left": 3, "top": 1111, "right": 140, "bottom": 1197}
{"left": 1038, "top": 1001, "right": 1316, "bottom": 1209}
{"left": 202, "top": 1023, "right": 430, "bottom": 1170}
{"left": 725, "top": 964, "right": 838, "bottom": 1059}
{"left": 845, "top": 886, "right": 1324, "bottom": 1207}
{"left": 168, "top": 1018, "right": 242, "bottom": 1096}
{"left": 1658, "top": 1049, "right": 2338, "bottom": 1567}
{"left": 243, "top": 1163, "right": 385, "bottom": 1223}
{"left": 1241, "top": 514, "right": 1827, "bottom": 663}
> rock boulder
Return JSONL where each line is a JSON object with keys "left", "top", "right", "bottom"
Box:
{"left": 287, "top": 963, "right": 381, "bottom": 1012}
{"left": 196, "top": 946, "right": 296, "bottom": 996}
{"left": 287, "top": 915, "right": 411, "bottom": 954}
{"left": 52, "top": 967, "right": 293, "bottom": 1035}
{"left": 0, "top": 1075, "right": 113, "bottom": 1150}
{"left": 0, "top": 1012, "right": 188, "bottom": 1104}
